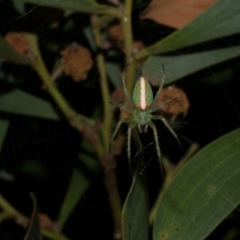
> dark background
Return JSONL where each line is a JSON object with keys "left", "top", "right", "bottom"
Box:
{"left": 0, "top": 0, "right": 240, "bottom": 239}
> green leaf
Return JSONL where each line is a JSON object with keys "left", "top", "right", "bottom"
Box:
{"left": 137, "top": 0, "right": 240, "bottom": 58}
{"left": 106, "top": 62, "right": 122, "bottom": 88}
{"left": 143, "top": 46, "right": 240, "bottom": 85}
{"left": 122, "top": 154, "right": 149, "bottom": 240}
{"left": 83, "top": 27, "right": 96, "bottom": 51}
{"left": 58, "top": 168, "right": 90, "bottom": 228}
{"left": 153, "top": 128, "right": 240, "bottom": 240}
{"left": 12, "top": 0, "right": 25, "bottom": 14}
{"left": 0, "top": 119, "right": 9, "bottom": 152}
{"left": 21, "top": 0, "right": 117, "bottom": 15}
{"left": 58, "top": 153, "right": 100, "bottom": 228}
{"left": 0, "top": 35, "right": 30, "bottom": 65}
{"left": 19, "top": 160, "right": 49, "bottom": 177}
{"left": 0, "top": 89, "right": 59, "bottom": 120}
{"left": 23, "top": 193, "right": 42, "bottom": 240}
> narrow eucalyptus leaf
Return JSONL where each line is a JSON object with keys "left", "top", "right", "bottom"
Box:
{"left": 122, "top": 154, "right": 149, "bottom": 240}
{"left": 106, "top": 62, "right": 122, "bottom": 88}
{"left": 58, "top": 168, "right": 91, "bottom": 228}
{"left": 143, "top": 46, "right": 240, "bottom": 85}
{"left": 21, "top": 0, "right": 117, "bottom": 15}
{"left": 153, "top": 128, "right": 240, "bottom": 240}
{"left": 58, "top": 153, "right": 100, "bottom": 228}
{"left": 137, "top": 0, "right": 240, "bottom": 58}
{"left": 12, "top": 0, "right": 25, "bottom": 14}
{"left": 0, "top": 119, "right": 9, "bottom": 152}
{"left": 23, "top": 193, "right": 42, "bottom": 240}
{"left": 0, "top": 89, "right": 59, "bottom": 120}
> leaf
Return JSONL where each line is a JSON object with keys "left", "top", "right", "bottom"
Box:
{"left": 83, "top": 26, "right": 96, "bottom": 51}
{"left": 58, "top": 168, "right": 90, "bottom": 228}
{"left": 58, "top": 153, "right": 100, "bottom": 228}
{"left": 122, "top": 154, "right": 149, "bottom": 240}
{"left": 0, "top": 89, "right": 59, "bottom": 120}
{"left": 0, "top": 35, "right": 30, "bottom": 65}
{"left": 19, "top": 160, "right": 49, "bottom": 177}
{"left": 140, "top": 0, "right": 215, "bottom": 29}
{"left": 106, "top": 62, "right": 122, "bottom": 88}
{"left": 143, "top": 46, "right": 240, "bottom": 85}
{"left": 137, "top": 0, "right": 240, "bottom": 59}
{"left": 0, "top": 119, "right": 9, "bottom": 152}
{"left": 24, "top": 193, "right": 42, "bottom": 240}
{"left": 12, "top": 0, "right": 25, "bottom": 14}
{"left": 153, "top": 128, "right": 240, "bottom": 240}
{"left": 21, "top": 0, "right": 117, "bottom": 16}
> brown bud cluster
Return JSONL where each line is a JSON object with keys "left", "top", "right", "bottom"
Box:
{"left": 5, "top": 32, "right": 30, "bottom": 56}
{"left": 107, "top": 24, "right": 145, "bottom": 55}
{"left": 4, "top": 32, "right": 35, "bottom": 63}
{"left": 153, "top": 85, "right": 190, "bottom": 122}
{"left": 60, "top": 42, "right": 93, "bottom": 82}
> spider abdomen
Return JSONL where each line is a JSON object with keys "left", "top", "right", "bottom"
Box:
{"left": 133, "top": 77, "right": 153, "bottom": 110}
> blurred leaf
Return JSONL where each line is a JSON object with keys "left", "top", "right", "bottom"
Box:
{"left": 0, "top": 89, "right": 59, "bottom": 120}
{"left": 143, "top": 46, "right": 240, "bottom": 85}
{"left": 0, "top": 119, "right": 9, "bottom": 152}
{"left": 140, "top": 0, "right": 215, "bottom": 29}
{"left": 19, "top": 160, "right": 49, "bottom": 177}
{"left": 199, "top": 67, "right": 234, "bottom": 85}
{"left": 137, "top": 0, "right": 240, "bottom": 58}
{"left": 0, "top": 35, "right": 30, "bottom": 65}
{"left": 153, "top": 128, "right": 240, "bottom": 240}
{"left": 122, "top": 154, "right": 149, "bottom": 240}
{"left": 24, "top": 193, "right": 42, "bottom": 240}
{"left": 58, "top": 153, "right": 100, "bottom": 228}
{"left": 83, "top": 26, "right": 96, "bottom": 51}
{"left": 0, "top": 169, "right": 15, "bottom": 181}
{"left": 106, "top": 62, "right": 122, "bottom": 88}
{"left": 21, "top": 0, "right": 117, "bottom": 15}
{"left": 12, "top": 0, "right": 25, "bottom": 14}
{"left": 58, "top": 168, "right": 90, "bottom": 228}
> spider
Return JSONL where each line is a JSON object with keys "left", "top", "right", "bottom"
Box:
{"left": 109, "top": 64, "right": 181, "bottom": 161}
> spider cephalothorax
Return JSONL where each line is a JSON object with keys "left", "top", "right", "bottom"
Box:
{"left": 109, "top": 64, "right": 181, "bottom": 161}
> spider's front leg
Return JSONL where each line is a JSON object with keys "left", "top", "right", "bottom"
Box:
{"left": 150, "top": 97, "right": 178, "bottom": 113}
{"left": 152, "top": 115, "right": 182, "bottom": 148}
{"left": 127, "top": 122, "right": 137, "bottom": 162}
{"left": 149, "top": 121, "right": 161, "bottom": 161}
{"left": 109, "top": 117, "right": 134, "bottom": 153}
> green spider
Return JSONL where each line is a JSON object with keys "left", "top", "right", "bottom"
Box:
{"left": 109, "top": 64, "right": 181, "bottom": 161}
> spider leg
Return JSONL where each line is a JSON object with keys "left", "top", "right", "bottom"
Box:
{"left": 109, "top": 101, "right": 135, "bottom": 113}
{"left": 122, "top": 65, "right": 135, "bottom": 105}
{"left": 127, "top": 122, "right": 137, "bottom": 162}
{"left": 150, "top": 63, "right": 166, "bottom": 107}
{"left": 138, "top": 125, "right": 143, "bottom": 133}
{"left": 152, "top": 115, "right": 182, "bottom": 148}
{"left": 109, "top": 116, "right": 134, "bottom": 153}
{"left": 150, "top": 97, "right": 178, "bottom": 113}
{"left": 144, "top": 124, "right": 148, "bottom": 133}
{"left": 118, "top": 103, "right": 135, "bottom": 113}
{"left": 149, "top": 121, "right": 161, "bottom": 161}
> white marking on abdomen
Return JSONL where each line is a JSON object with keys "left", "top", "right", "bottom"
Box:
{"left": 140, "top": 77, "right": 147, "bottom": 110}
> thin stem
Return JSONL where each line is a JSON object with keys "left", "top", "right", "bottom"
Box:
{"left": 91, "top": 16, "right": 112, "bottom": 148}
{"left": 27, "top": 34, "right": 94, "bottom": 127}
{"left": 121, "top": 0, "right": 133, "bottom": 63}
{"left": 120, "top": 0, "right": 136, "bottom": 93}
{"left": 28, "top": 29, "right": 122, "bottom": 240}
{"left": 91, "top": 16, "right": 123, "bottom": 239}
